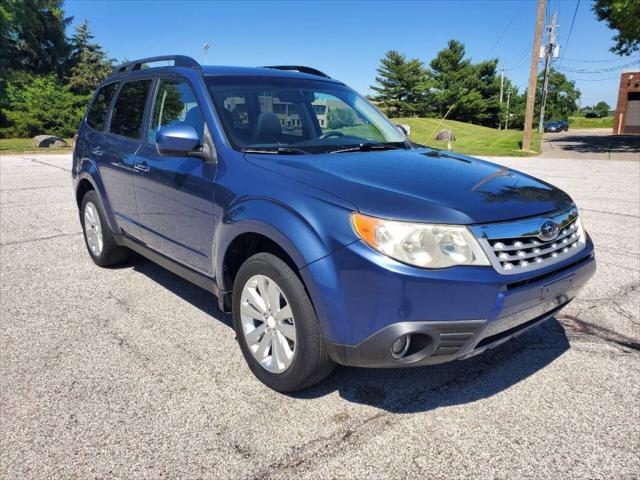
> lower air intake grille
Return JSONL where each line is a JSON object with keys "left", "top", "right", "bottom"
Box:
{"left": 432, "top": 326, "right": 479, "bottom": 356}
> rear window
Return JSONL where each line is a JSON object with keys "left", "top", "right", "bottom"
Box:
{"left": 109, "top": 79, "right": 153, "bottom": 139}
{"left": 86, "top": 82, "right": 118, "bottom": 131}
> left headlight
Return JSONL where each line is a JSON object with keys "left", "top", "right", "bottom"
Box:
{"left": 351, "top": 213, "right": 490, "bottom": 269}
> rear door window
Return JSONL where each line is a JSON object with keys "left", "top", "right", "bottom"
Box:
{"left": 109, "top": 79, "right": 153, "bottom": 139}
{"left": 148, "top": 79, "right": 204, "bottom": 144}
{"left": 86, "top": 82, "right": 118, "bottom": 131}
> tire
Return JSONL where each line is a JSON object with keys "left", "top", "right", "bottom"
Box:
{"left": 232, "top": 252, "right": 335, "bottom": 392}
{"left": 80, "top": 190, "right": 129, "bottom": 267}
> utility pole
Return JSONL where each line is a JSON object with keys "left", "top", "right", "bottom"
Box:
{"left": 537, "top": 10, "right": 559, "bottom": 133}
{"left": 522, "top": 0, "right": 546, "bottom": 152}
{"left": 499, "top": 65, "right": 505, "bottom": 130}
{"left": 505, "top": 88, "right": 512, "bottom": 130}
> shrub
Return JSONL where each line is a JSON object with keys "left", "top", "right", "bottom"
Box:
{"left": 1, "top": 72, "right": 89, "bottom": 138}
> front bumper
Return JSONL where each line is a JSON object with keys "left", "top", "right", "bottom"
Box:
{"left": 301, "top": 237, "right": 595, "bottom": 368}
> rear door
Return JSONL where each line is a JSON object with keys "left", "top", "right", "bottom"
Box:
{"left": 99, "top": 78, "right": 153, "bottom": 239}
{"left": 133, "top": 77, "right": 217, "bottom": 275}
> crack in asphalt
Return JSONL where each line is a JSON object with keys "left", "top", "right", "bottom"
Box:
{"left": 104, "top": 289, "right": 221, "bottom": 383}
{"left": 580, "top": 208, "right": 640, "bottom": 219}
{"left": 0, "top": 200, "right": 71, "bottom": 209}
{"left": 0, "top": 185, "right": 69, "bottom": 192}
{"left": 248, "top": 281, "right": 640, "bottom": 479}
{"left": 558, "top": 282, "right": 639, "bottom": 351}
{"left": 24, "top": 157, "right": 71, "bottom": 172}
{"left": 0, "top": 231, "right": 81, "bottom": 247}
{"left": 558, "top": 314, "right": 640, "bottom": 351}
{"left": 248, "top": 338, "right": 565, "bottom": 479}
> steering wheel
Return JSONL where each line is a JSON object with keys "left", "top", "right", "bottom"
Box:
{"left": 319, "top": 131, "right": 345, "bottom": 139}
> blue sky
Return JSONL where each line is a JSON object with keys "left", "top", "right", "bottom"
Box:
{"left": 65, "top": 0, "right": 638, "bottom": 107}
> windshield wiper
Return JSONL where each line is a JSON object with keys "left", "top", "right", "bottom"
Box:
{"left": 241, "top": 147, "right": 310, "bottom": 155}
{"left": 329, "top": 143, "right": 407, "bottom": 154}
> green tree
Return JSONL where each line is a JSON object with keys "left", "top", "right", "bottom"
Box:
{"left": 536, "top": 69, "right": 581, "bottom": 121}
{"left": 66, "top": 19, "right": 114, "bottom": 95}
{"left": 3, "top": 0, "right": 73, "bottom": 78}
{"left": 593, "top": 0, "right": 640, "bottom": 56}
{"left": 497, "top": 80, "right": 525, "bottom": 130}
{"left": 594, "top": 101, "right": 611, "bottom": 117}
{"left": 426, "top": 40, "right": 501, "bottom": 126}
{"left": 327, "top": 108, "right": 357, "bottom": 130}
{"left": 369, "top": 50, "right": 429, "bottom": 117}
{"left": 1, "top": 72, "right": 88, "bottom": 137}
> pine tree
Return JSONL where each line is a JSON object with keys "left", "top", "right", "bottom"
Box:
{"left": 369, "top": 50, "right": 428, "bottom": 118}
{"left": 427, "top": 40, "right": 500, "bottom": 126}
{"left": 66, "top": 19, "right": 114, "bottom": 95}
{"left": 3, "top": 0, "right": 73, "bottom": 79}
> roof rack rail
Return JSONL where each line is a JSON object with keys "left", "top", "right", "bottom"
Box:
{"left": 262, "top": 65, "right": 331, "bottom": 79}
{"left": 113, "top": 55, "right": 201, "bottom": 74}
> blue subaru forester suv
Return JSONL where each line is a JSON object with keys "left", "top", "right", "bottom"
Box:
{"left": 72, "top": 55, "right": 595, "bottom": 391}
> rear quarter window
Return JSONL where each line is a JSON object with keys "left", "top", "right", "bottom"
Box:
{"left": 109, "top": 79, "right": 153, "bottom": 139}
{"left": 86, "top": 82, "right": 118, "bottom": 131}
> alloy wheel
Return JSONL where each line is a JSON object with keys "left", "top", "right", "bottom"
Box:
{"left": 84, "top": 202, "right": 103, "bottom": 257}
{"left": 240, "top": 274, "right": 296, "bottom": 373}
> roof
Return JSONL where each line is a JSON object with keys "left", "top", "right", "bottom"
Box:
{"left": 200, "top": 65, "right": 342, "bottom": 83}
{"left": 107, "top": 56, "right": 343, "bottom": 85}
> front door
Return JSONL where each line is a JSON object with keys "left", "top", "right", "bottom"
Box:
{"left": 134, "top": 78, "right": 217, "bottom": 275}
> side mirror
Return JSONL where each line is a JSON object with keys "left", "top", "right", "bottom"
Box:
{"left": 395, "top": 124, "right": 410, "bottom": 137}
{"left": 156, "top": 125, "right": 200, "bottom": 156}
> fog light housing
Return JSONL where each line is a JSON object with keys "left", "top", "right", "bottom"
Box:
{"left": 390, "top": 334, "right": 411, "bottom": 359}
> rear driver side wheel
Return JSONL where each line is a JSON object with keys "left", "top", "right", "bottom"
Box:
{"left": 232, "top": 253, "right": 334, "bottom": 392}
{"left": 80, "top": 190, "right": 129, "bottom": 267}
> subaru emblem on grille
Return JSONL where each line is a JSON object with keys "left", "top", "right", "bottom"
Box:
{"left": 538, "top": 220, "right": 559, "bottom": 241}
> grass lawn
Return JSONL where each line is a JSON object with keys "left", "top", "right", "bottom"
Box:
{"left": 568, "top": 116, "right": 614, "bottom": 129}
{"left": 395, "top": 118, "right": 541, "bottom": 157}
{"left": 0, "top": 137, "right": 73, "bottom": 155}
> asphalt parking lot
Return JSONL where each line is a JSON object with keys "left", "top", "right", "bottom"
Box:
{"left": 541, "top": 128, "right": 640, "bottom": 161}
{"left": 1, "top": 149, "right": 639, "bottom": 478}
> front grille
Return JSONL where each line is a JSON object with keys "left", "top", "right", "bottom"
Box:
{"left": 489, "top": 219, "right": 581, "bottom": 271}
{"left": 470, "top": 206, "right": 587, "bottom": 275}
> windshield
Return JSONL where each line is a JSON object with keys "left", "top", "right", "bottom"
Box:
{"left": 206, "top": 76, "right": 408, "bottom": 154}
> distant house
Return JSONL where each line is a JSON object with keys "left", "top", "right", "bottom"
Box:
{"left": 613, "top": 72, "right": 640, "bottom": 134}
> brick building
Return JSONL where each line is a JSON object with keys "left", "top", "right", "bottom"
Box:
{"left": 613, "top": 71, "right": 640, "bottom": 134}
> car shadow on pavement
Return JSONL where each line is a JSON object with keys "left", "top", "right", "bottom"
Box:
{"left": 127, "top": 257, "right": 569, "bottom": 414}
{"left": 546, "top": 134, "right": 640, "bottom": 154}
{"left": 131, "top": 257, "right": 233, "bottom": 327}
{"left": 294, "top": 319, "right": 570, "bottom": 414}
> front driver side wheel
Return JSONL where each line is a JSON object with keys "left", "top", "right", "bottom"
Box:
{"left": 232, "top": 253, "right": 334, "bottom": 392}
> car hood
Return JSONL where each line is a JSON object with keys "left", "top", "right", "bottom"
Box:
{"left": 245, "top": 148, "right": 573, "bottom": 224}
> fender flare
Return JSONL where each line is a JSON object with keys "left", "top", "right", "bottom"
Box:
{"left": 76, "top": 158, "right": 120, "bottom": 234}
{"left": 213, "top": 197, "right": 330, "bottom": 293}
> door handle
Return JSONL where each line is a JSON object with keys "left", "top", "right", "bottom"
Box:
{"left": 91, "top": 147, "right": 104, "bottom": 156}
{"left": 133, "top": 162, "right": 150, "bottom": 173}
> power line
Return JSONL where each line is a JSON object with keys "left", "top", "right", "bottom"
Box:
{"left": 565, "top": 74, "right": 622, "bottom": 82}
{"left": 556, "top": 60, "right": 640, "bottom": 73}
{"left": 561, "top": 56, "right": 636, "bottom": 63}
{"left": 558, "top": 0, "right": 580, "bottom": 65}
{"left": 487, "top": 4, "right": 522, "bottom": 57}
{"left": 505, "top": 47, "right": 531, "bottom": 70}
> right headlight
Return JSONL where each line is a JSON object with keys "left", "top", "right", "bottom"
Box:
{"left": 575, "top": 212, "right": 588, "bottom": 245}
{"left": 351, "top": 213, "right": 490, "bottom": 269}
